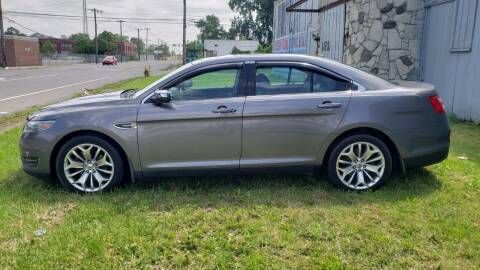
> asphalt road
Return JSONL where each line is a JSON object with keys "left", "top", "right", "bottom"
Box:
{"left": 0, "top": 60, "right": 178, "bottom": 114}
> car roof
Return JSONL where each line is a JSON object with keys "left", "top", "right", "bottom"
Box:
{"left": 191, "top": 54, "right": 394, "bottom": 90}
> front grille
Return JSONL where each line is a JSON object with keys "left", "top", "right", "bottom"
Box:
{"left": 22, "top": 156, "right": 39, "bottom": 168}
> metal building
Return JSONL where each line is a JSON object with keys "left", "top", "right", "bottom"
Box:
{"left": 273, "top": 0, "right": 480, "bottom": 122}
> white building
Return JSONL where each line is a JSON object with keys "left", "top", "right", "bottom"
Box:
{"left": 204, "top": 40, "right": 260, "bottom": 57}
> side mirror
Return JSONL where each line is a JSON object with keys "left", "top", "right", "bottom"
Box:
{"left": 151, "top": 89, "right": 171, "bottom": 104}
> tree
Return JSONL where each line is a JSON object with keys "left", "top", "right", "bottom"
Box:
{"left": 228, "top": 0, "right": 273, "bottom": 46}
{"left": 96, "top": 31, "right": 117, "bottom": 54}
{"left": 70, "top": 33, "right": 94, "bottom": 54}
{"left": 195, "top": 15, "right": 228, "bottom": 41}
{"left": 130, "top": 37, "right": 144, "bottom": 54}
{"left": 40, "top": 41, "right": 56, "bottom": 54}
{"left": 5, "top": 27, "right": 26, "bottom": 36}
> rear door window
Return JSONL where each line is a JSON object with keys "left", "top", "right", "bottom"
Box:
{"left": 255, "top": 65, "right": 352, "bottom": 95}
{"left": 255, "top": 67, "right": 311, "bottom": 95}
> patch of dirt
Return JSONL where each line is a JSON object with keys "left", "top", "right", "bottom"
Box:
{"left": 36, "top": 203, "right": 76, "bottom": 227}
{"left": 0, "top": 121, "right": 24, "bottom": 134}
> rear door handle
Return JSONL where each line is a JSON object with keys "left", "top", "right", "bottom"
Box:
{"left": 212, "top": 106, "right": 237, "bottom": 114}
{"left": 317, "top": 102, "right": 342, "bottom": 109}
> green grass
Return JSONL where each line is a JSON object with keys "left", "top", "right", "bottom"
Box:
{"left": 85, "top": 76, "right": 162, "bottom": 95}
{"left": 0, "top": 77, "right": 480, "bottom": 269}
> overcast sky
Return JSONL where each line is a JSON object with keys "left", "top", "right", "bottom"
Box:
{"left": 3, "top": 0, "right": 235, "bottom": 52}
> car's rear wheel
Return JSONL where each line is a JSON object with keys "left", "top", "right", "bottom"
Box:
{"left": 55, "top": 135, "right": 124, "bottom": 193}
{"left": 327, "top": 134, "right": 392, "bottom": 191}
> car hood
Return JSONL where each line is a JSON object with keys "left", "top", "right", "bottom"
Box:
{"left": 31, "top": 91, "right": 136, "bottom": 120}
{"left": 45, "top": 91, "right": 124, "bottom": 109}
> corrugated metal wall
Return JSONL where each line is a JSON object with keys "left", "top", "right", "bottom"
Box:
{"left": 422, "top": 0, "right": 480, "bottom": 122}
{"left": 318, "top": 3, "right": 345, "bottom": 62}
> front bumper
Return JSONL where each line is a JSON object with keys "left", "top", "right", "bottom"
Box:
{"left": 19, "top": 130, "right": 56, "bottom": 180}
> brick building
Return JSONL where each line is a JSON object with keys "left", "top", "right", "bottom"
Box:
{"left": 39, "top": 37, "right": 75, "bottom": 54}
{"left": 116, "top": 41, "right": 138, "bottom": 57}
{"left": 1, "top": 35, "right": 41, "bottom": 67}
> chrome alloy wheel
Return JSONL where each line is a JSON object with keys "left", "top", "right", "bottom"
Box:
{"left": 336, "top": 142, "right": 385, "bottom": 190}
{"left": 63, "top": 143, "right": 115, "bottom": 192}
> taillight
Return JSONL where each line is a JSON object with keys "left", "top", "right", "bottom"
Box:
{"left": 429, "top": 95, "right": 446, "bottom": 114}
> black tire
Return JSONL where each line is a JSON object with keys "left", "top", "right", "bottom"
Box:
{"left": 327, "top": 134, "right": 392, "bottom": 191}
{"left": 55, "top": 135, "right": 125, "bottom": 193}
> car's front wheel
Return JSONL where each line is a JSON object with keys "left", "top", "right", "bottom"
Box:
{"left": 55, "top": 135, "right": 124, "bottom": 193}
{"left": 327, "top": 134, "right": 392, "bottom": 191}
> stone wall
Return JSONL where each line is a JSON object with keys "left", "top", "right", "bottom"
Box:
{"left": 344, "top": 0, "right": 424, "bottom": 80}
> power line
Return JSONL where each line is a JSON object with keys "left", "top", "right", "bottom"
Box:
{"left": 4, "top": 16, "right": 41, "bottom": 34}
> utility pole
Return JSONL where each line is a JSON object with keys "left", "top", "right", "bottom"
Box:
{"left": 0, "top": 0, "right": 7, "bottom": 68}
{"left": 135, "top": 28, "right": 142, "bottom": 61}
{"left": 89, "top": 8, "right": 102, "bottom": 64}
{"left": 145, "top": 27, "right": 150, "bottom": 60}
{"left": 182, "top": 0, "right": 187, "bottom": 64}
{"left": 117, "top": 20, "right": 125, "bottom": 62}
{"left": 82, "top": 0, "right": 88, "bottom": 34}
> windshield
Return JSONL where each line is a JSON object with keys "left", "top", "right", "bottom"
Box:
{"left": 133, "top": 63, "right": 194, "bottom": 98}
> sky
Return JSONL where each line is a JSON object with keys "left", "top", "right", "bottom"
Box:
{"left": 3, "top": 0, "right": 235, "bottom": 52}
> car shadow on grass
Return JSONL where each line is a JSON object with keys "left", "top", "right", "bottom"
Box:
{"left": 0, "top": 168, "right": 442, "bottom": 209}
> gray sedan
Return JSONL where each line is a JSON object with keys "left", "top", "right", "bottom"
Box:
{"left": 20, "top": 54, "right": 450, "bottom": 193}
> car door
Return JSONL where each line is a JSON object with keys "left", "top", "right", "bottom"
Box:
{"left": 137, "top": 63, "right": 246, "bottom": 176}
{"left": 240, "top": 62, "right": 353, "bottom": 172}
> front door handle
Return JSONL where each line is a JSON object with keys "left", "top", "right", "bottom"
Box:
{"left": 317, "top": 102, "right": 342, "bottom": 109}
{"left": 212, "top": 106, "right": 237, "bottom": 114}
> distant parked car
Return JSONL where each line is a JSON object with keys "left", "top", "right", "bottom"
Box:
{"left": 20, "top": 54, "right": 450, "bottom": 193}
{"left": 102, "top": 56, "right": 117, "bottom": 65}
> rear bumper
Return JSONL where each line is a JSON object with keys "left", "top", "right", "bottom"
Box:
{"left": 403, "top": 145, "right": 449, "bottom": 168}
{"left": 391, "top": 125, "right": 450, "bottom": 169}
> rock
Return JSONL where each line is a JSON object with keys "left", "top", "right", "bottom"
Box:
{"left": 367, "top": 20, "right": 384, "bottom": 42}
{"left": 388, "top": 29, "right": 402, "bottom": 49}
{"left": 360, "top": 48, "right": 373, "bottom": 62}
{"left": 353, "top": 46, "right": 364, "bottom": 63}
{"left": 400, "top": 55, "right": 413, "bottom": 66}
{"left": 396, "top": 58, "right": 410, "bottom": 79}
{"left": 404, "top": 24, "right": 417, "bottom": 39}
{"left": 370, "top": 67, "right": 379, "bottom": 74}
{"left": 389, "top": 61, "right": 397, "bottom": 80}
{"left": 407, "top": 0, "right": 422, "bottom": 11}
{"left": 406, "top": 68, "right": 419, "bottom": 80}
{"left": 402, "top": 39, "right": 409, "bottom": 49}
{"left": 396, "top": 2, "right": 407, "bottom": 14}
{"left": 393, "top": 13, "right": 411, "bottom": 24}
{"left": 383, "top": 21, "right": 397, "bottom": 29}
{"left": 393, "top": 0, "right": 406, "bottom": 7}
{"left": 377, "top": 0, "right": 394, "bottom": 12}
{"left": 373, "top": 45, "right": 383, "bottom": 56}
{"left": 359, "top": 12, "right": 366, "bottom": 24}
{"left": 357, "top": 31, "right": 366, "bottom": 44}
{"left": 379, "top": 50, "right": 389, "bottom": 69}
{"left": 409, "top": 39, "right": 419, "bottom": 59}
{"left": 364, "top": 40, "right": 379, "bottom": 52}
{"left": 380, "top": 3, "right": 394, "bottom": 13}
{"left": 369, "top": 0, "right": 381, "bottom": 19}
{"left": 389, "top": 49, "right": 407, "bottom": 60}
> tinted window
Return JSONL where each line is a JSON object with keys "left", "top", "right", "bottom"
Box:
{"left": 313, "top": 73, "right": 351, "bottom": 92}
{"left": 255, "top": 67, "right": 311, "bottom": 95}
{"left": 168, "top": 68, "right": 239, "bottom": 101}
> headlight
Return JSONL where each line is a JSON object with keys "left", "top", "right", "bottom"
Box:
{"left": 24, "top": 120, "right": 55, "bottom": 133}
